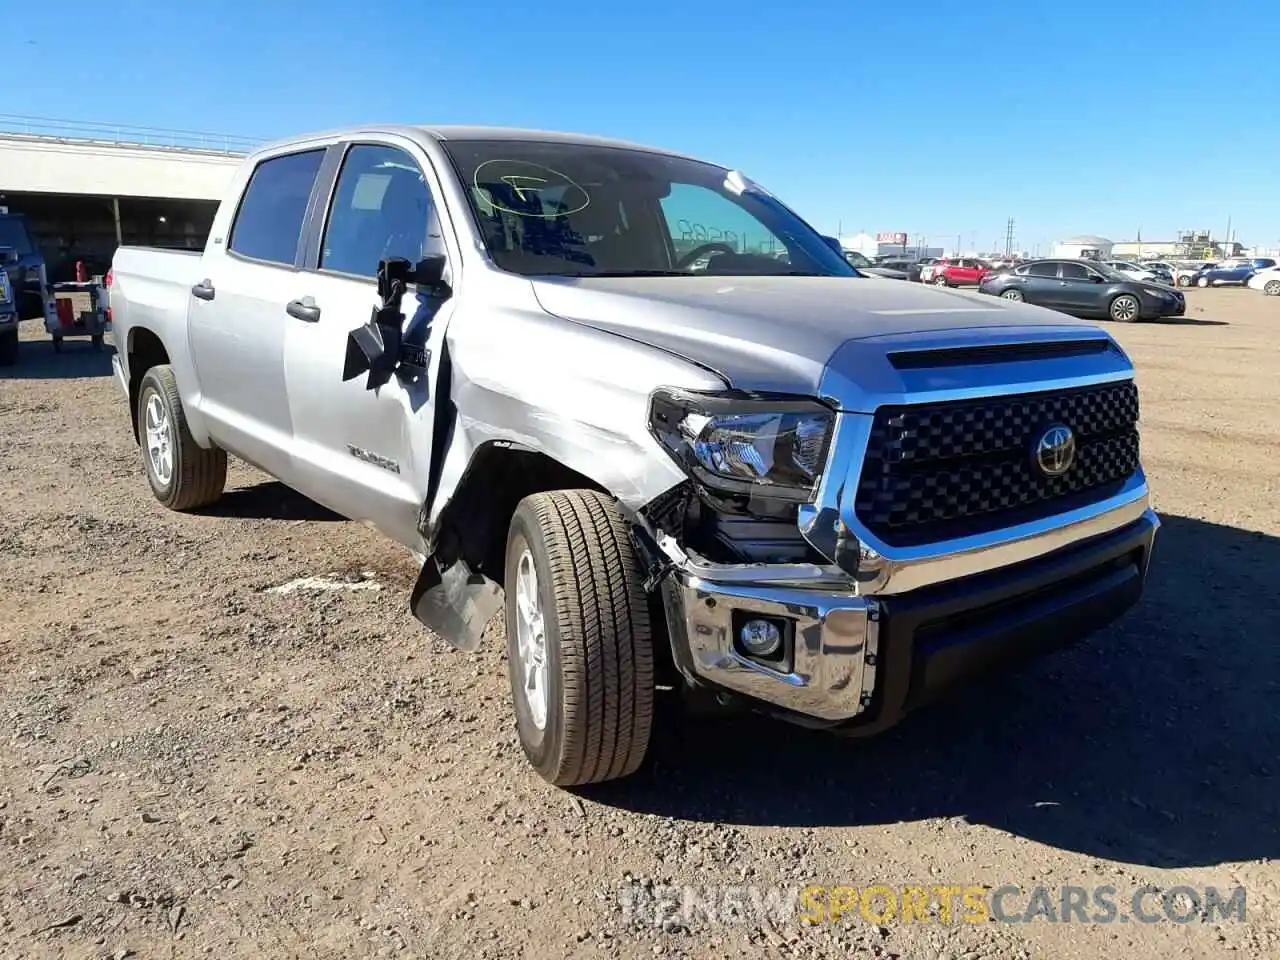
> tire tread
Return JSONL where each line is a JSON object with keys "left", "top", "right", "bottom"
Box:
{"left": 521, "top": 489, "right": 653, "bottom": 786}
{"left": 140, "top": 365, "right": 227, "bottom": 510}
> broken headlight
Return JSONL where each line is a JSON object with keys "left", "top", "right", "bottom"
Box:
{"left": 647, "top": 389, "right": 835, "bottom": 503}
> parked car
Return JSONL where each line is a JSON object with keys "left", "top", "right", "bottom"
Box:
{"left": 1172, "top": 260, "right": 1213, "bottom": 287}
{"left": 0, "top": 213, "right": 48, "bottom": 322}
{"left": 980, "top": 258, "right": 1186, "bottom": 322}
{"left": 923, "top": 257, "right": 992, "bottom": 287}
{"left": 1103, "top": 260, "right": 1171, "bottom": 285}
{"left": 109, "top": 124, "right": 1158, "bottom": 786}
{"left": 842, "top": 249, "right": 908, "bottom": 280}
{"left": 870, "top": 257, "right": 918, "bottom": 281}
{"left": 1246, "top": 265, "right": 1280, "bottom": 296}
{"left": 1195, "top": 257, "right": 1277, "bottom": 287}
{"left": 0, "top": 247, "right": 18, "bottom": 365}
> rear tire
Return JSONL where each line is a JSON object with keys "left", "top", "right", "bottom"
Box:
{"left": 136, "top": 364, "right": 227, "bottom": 510}
{"left": 91, "top": 333, "right": 104, "bottom": 351}
{"left": 51, "top": 336, "right": 63, "bottom": 354}
{"left": 1264, "top": 279, "right": 1280, "bottom": 296}
{"left": 504, "top": 489, "right": 655, "bottom": 787}
{"left": 933, "top": 275, "right": 948, "bottom": 287}
{"left": 0, "top": 330, "right": 17, "bottom": 367}
{"left": 1000, "top": 289, "right": 1024, "bottom": 302}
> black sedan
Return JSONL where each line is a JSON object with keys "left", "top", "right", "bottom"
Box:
{"left": 978, "top": 258, "right": 1185, "bottom": 322}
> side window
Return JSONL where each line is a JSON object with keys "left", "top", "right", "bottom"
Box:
{"left": 1028, "top": 261, "right": 1059, "bottom": 278}
{"left": 1060, "top": 262, "right": 1090, "bottom": 280}
{"left": 321, "top": 144, "right": 433, "bottom": 278}
{"left": 660, "top": 183, "right": 788, "bottom": 263}
{"left": 228, "top": 149, "right": 326, "bottom": 265}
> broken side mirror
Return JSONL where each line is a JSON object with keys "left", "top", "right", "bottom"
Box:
{"left": 342, "top": 255, "right": 450, "bottom": 391}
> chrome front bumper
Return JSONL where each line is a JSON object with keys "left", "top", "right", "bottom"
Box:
{"left": 658, "top": 496, "right": 1160, "bottom": 727}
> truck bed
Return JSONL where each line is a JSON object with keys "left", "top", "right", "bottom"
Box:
{"left": 110, "top": 246, "right": 205, "bottom": 353}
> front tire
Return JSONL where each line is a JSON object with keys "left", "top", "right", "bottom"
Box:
{"left": 1197, "top": 275, "right": 1211, "bottom": 288}
{"left": 136, "top": 365, "right": 227, "bottom": 510}
{"left": 504, "top": 490, "right": 654, "bottom": 787}
{"left": 0, "top": 330, "right": 17, "bottom": 367}
{"left": 1109, "top": 294, "right": 1141, "bottom": 323}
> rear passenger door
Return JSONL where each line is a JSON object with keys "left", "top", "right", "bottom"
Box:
{"left": 282, "top": 139, "right": 453, "bottom": 547}
{"left": 1020, "top": 260, "right": 1062, "bottom": 307}
{"left": 189, "top": 146, "right": 327, "bottom": 478}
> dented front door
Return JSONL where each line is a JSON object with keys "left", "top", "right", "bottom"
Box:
{"left": 282, "top": 140, "right": 451, "bottom": 550}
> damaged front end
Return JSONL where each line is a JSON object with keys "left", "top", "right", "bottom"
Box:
{"left": 634, "top": 388, "right": 882, "bottom": 725}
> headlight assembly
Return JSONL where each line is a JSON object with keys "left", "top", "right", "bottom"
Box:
{"left": 1141, "top": 287, "right": 1168, "bottom": 298}
{"left": 647, "top": 388, "right": 835, "bottom": 503}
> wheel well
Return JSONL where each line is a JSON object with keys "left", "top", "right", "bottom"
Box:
{"left": 126, "top": 328, "right": 170, "bottom": 442}
{"left": 427, "top": 443, "right": 679, "bottom": 686}
{"left": 431, "top": 444, "right": 606, "bottom": 589}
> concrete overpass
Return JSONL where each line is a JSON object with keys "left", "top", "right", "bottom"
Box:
{"left": 0, "top": 115, "right": 260, "bottom": 262}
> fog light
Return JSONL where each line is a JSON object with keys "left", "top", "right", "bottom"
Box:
{"left": 739, "top": 619, "right": 783, "bottom": 657}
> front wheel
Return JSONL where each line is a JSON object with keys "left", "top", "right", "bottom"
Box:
{"left": 1109, "top": 294, "right": 1141, "bottom": 323}
{"left": 504, "top": 490, "right": 655, "bottom": 786}
{"left": 1000, "top": 288, "right": 1025, "bottom": 302}
{"left": 1264, "top": 279, "right": 1280, "bottom": 296}
{"left": 136, "top": 365, "right": 227, "bottom": 510}
{"left": 1197, "top": 276, "right": 1211, "bottom": 288}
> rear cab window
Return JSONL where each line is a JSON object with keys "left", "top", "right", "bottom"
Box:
{"left": 228, "top": 149, "right": 327, "bottom": 266}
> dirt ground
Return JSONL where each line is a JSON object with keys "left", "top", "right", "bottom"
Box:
{"left": 1, "top": 289, "right": 1277, "bottom": 960}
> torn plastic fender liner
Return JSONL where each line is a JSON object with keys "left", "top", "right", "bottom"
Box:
{"left": 410, "top": 554, "right": 503, "bottom": 653}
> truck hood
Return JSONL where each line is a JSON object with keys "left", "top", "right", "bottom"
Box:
{"left": 530, "top": 275, "right": 1105, "bottom": 400}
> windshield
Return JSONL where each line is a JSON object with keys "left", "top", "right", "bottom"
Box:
{"left": 440, "top": 140, "right": 857, "bottom": 279}
{"left": 0, "top": 218, "right": 33, "bottom": 256}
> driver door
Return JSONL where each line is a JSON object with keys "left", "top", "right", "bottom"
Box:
{"left": 281, "top": 139, "right": 452, "bottom": 549}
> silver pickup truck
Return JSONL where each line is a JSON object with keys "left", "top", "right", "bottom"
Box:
{"left": 110, "top": 125, "right": 1159, "bottom": 786}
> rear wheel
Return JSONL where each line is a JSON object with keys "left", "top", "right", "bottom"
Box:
{"left": 1264, "top": 279, "right": 1280, "bottom": 296}
{"left": 136, "top": 364, "right": 227, "bottom": 510}
{"left": 1109, "top": 294, "right": 1141, "bottom": 323}
{"left": 504, "top": 489, "right": 655, "bottom": 787}
{"left": 91, "top": 333, "right": 104, "bottom": 351}
{"left": 1000, "top": 289, "right": 1024, "bottom": 302}
{"left": 0, "top": 330, "right": 17, "bottom": 367}
{"left": 933, "top": 275, "right": 949, "bottom": 287}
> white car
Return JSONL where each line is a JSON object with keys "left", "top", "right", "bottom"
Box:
{"left": 1172, "top": 260, "right": 1214, "bottom": 287}
{"left": 1103, "top": 260, "right": 1164, "bottom": 284}
{"left": 1247, "top": 265, "right": 1280, "bottom": 296}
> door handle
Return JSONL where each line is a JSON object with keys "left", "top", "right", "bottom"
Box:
{"left": 286, "top": 297, "right": 321, "bottom": 323}
{"left": 191, "top": 280, "right": 215, "bottom": 301}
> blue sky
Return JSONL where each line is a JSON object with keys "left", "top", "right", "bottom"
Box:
{"left": 6, "top": 0, "right": 1279, "bottom": 254}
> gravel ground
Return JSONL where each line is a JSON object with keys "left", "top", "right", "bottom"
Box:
{"left": 1, "top": 289, "right": 1277, "bottom": 960}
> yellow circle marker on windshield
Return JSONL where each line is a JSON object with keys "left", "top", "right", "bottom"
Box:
{"left": 473, "top": 159, "right": 591, "bottom": 218}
